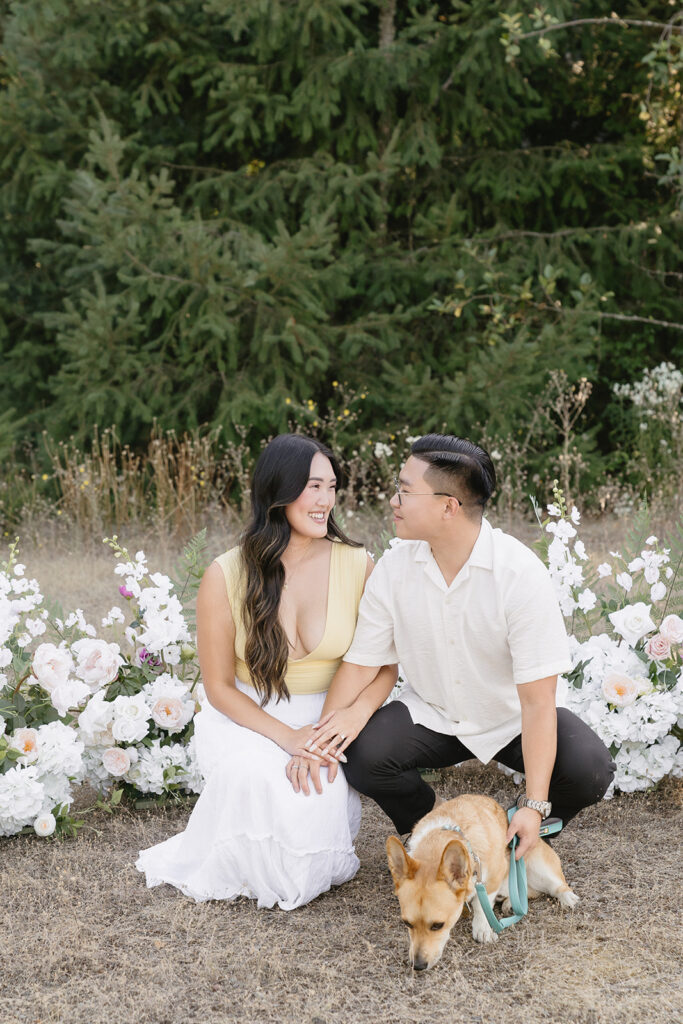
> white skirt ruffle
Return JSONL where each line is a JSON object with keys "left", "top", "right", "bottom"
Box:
{"left": 136, "top": 682, "right": 361, "bottom": 910}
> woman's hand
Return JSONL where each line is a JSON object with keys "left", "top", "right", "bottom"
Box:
{"left": 305, "top": 706, "right": 368, "bottom": 761}
{"left": 285, "top": 755, "right": 324, "bottom": 795}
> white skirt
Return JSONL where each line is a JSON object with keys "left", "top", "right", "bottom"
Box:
{"left": 136, "top": 682, "right": 362, "bottom": 911}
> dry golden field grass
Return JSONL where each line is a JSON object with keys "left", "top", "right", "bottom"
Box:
{"left": 1, "top": 509, "right": 681, "bottom": 1024}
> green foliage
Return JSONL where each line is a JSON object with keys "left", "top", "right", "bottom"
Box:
{"left": 0, "top": 0, "right": 681, "bottom": 497}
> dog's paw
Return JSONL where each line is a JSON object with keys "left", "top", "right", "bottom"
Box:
{"left": 472, "top": 921, "right": 498, "bottom": 943}
{"left": 500, "top": 898, "right": 512, "bottom": 915}
{"left": 558, "top": 890, "right": 579, "bottom": 909}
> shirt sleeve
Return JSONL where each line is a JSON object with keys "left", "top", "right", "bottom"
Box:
{"left": 505, "top": 556, "right": 572, "bottom": 685}
{"left": 343, "top": 555, "right": 398, "bottom": 667}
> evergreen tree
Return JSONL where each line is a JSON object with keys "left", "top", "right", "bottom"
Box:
{"left": 0, "top": 0, "right": 680, "bottom": 482}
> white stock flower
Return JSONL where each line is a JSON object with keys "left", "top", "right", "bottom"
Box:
{"left": 101, "top": 606, "right": 126, "bottom": 628}
{"left": 33, "top": 812, "right": 57, "bottom": 837}
{"left": 577, "top": 588, "right": 597, "bottom": 613}
{"left": 102, "top": 747, "right": 132, "bottom": 777}
{"left": 573, "top": 540, "right": 587, "bottom": 560}
{"left": 570, "top": 506, "right": 581, "bottom": 524}
{"left": 597, "top": 563, "right": 612, "bottom": 578}
{"left": 650, "top": 581, "right": 666, "bottom": 603}
{"left": 602, "top": 671, "right": 639, "bottom": 707}
{"left": 31, "top": 643, "right": 74, "bottom": 693}
{"left": 162, "top": 644, "right": 181, "bottom": 666}
{"left": 660, "top": 615, "right": 683, "bottom": 644}
{"left": 646, "top": 535, "right": 658, "bottom": 545}
{"left": 609, "top": 603, "right": 656, "bottom": 647}
{"left": 546, "top": 503, "right": 561, "bottom": 516}
{"left": 71, "top": 638, "right": 123, "bottom": 692}
{"left": 0, "top": 647, "right": 11, "bottom": 668}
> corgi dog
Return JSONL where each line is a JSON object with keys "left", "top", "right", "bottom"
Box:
{"left": 386, "top": 794, "right": 579, "bottom": 970}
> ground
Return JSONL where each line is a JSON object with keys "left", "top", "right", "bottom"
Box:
{"left": 1, "top": 764, "right": 681, "bottom": 1024}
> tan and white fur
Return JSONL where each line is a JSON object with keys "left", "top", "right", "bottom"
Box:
{"left": 386, "top": 794, "right": 579, "bottom": 970}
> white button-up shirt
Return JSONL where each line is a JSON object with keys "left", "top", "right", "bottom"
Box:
{"left": 344, "top": 518, "right": 572, "bottom": 763}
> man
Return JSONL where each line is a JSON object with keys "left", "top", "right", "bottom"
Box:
{"left": 307, "top": 434, "right": 614, "bottom": 858}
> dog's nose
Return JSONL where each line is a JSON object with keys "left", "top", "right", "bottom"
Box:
{"left": 412, "top": 959, "right": 428, "bottom": 972}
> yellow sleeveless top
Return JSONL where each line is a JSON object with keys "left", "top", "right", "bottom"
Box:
{"left": 215, "top": 541, "right": 368, "bottom": 695}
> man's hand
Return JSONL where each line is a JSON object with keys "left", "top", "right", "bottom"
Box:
{"left": 506, "top": 806, "right": 541, "bottom": 860}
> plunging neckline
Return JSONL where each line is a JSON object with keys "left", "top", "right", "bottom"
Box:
{"left": 285, "top": 541, "right": 336, "bottom": 663}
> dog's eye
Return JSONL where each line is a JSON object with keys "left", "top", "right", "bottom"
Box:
{"left": 430, "top": 923, "right": 445, "bottom": 931}
{"left": 402, "top": 920, "right": 413, "bottom": 929}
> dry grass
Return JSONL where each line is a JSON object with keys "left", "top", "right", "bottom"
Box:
{"left": 1, "top": 766, "right": 681, "bottom": 1024}
{"left": 3, "top": 516, "right": 682, "bottom": 1024}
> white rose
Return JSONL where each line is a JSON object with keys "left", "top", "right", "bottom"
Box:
{"left": 660, "top": 614, "right": 683, "bottom": 644}
{"left": 615, "top": 572, "right": 633, "bottom": 593}
{"left": 602, "top": 672, "right": 639, "bottom": 707}
{"left": 10, "top": 727, "right": 39, "bottom": 764}
{"left": 111, "top": 716, "right": 150, "bottom": 743}
{"left": 71, "top": 638, "right": 123, "bottom": 692}
{"left": 111, "top": 695, "right": 151, "bottom": 744}
{"left": 102, "top": 747, "right": 132, "bottom": 777}
{"left": 0, "top": 647, "right": 11, "bottom": 668}
{"left": 34, "top": 812, "right": 57, "bottom": 837}
{"left": 78, "top": 692, "right": 115, "bottom": 746}
{"left": 31, "top": 643, "right": 74, "bottom": 693}
{"left": 49, "top": 679, "right": 91, "bottom": 718}
{"left": 609, "top": 603, "right": 656, "bottom": 646}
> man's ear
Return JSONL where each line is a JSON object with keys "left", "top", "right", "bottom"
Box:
{"left": 386, "top": 836, "right": 419, "bottom": 888}
{"left": 437, "top": 838, "right": 470, "bottom": 891}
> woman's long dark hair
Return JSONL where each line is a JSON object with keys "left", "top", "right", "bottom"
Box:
{"left": 240, "top": 434, "right": 360, "bottom": 705}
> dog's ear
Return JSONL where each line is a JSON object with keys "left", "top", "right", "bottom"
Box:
{"left": 386, "top": 836, "right": 419, "bottom": 887}
{"left": 437, "top": 838, "right": 470, "bottom": 891}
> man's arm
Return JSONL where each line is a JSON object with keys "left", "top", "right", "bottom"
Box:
{"left": 506, "top": 675, "right": 557, "bottom": 859}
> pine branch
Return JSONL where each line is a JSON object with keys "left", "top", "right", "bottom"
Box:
{"left": 517, "top": 18, "right": 683, "bottom": 41}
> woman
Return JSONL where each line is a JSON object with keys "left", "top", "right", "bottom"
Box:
{"left": 137, "top": 434, "right": 396, "bottom": 910}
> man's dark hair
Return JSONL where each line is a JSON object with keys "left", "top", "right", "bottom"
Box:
{"left": 410, "top": 434, "right": 496, "bottom": 518}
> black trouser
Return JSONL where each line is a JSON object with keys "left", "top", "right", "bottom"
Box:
{"left": 343, "top": 701, "right": 616, "bottom": 836}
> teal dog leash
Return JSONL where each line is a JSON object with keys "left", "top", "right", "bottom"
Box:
{"left": 473, "top": 808, "right": 563, "bottom": 934}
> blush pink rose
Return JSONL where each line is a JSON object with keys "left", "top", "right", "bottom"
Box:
{"left": 102, "top": 747, "right": 132, "bottom": 778}
{"left": 10, "top": 727, "right": 39, "bottom": 762}
{"left": 644, "top": 634, "right": 672, "bottom": 661}
{"left": 660, "top": 614, "right": 683, "bottom": 645}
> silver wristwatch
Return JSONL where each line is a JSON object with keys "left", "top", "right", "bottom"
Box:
{"left": 517, "top": 794, "right": 552, "bottom": 819}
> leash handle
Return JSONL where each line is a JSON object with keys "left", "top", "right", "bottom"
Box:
{"left": 474, "top": 808, "right": 565, "bottom": 935}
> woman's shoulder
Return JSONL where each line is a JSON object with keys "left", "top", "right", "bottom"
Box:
{"left": 213, "top": 546, "right": 244, "bottom": 587}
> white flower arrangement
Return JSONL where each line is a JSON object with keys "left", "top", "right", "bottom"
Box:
{"left": 0, "top": 533, "right": 206, "bottom": 838}
{"left": 73, "top": 536, "right": 204, "bottom": 801}
{"left": 538, "top": 489, "right": 683, "bottom": 795}
{"left": 0, "top": 544, "right": 85, "bottom": 837}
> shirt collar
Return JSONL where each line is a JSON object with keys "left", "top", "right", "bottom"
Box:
{"left": 414, "top": 518, "right": 494, "bottom": 592}
{"left": 412, "top": 518, "right": 494, "bottom": 569}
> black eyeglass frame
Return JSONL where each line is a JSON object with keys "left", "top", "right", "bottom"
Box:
{"left": 393, "top": 476, "right": 463, "bottom": 508}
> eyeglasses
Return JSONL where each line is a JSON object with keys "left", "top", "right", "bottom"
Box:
{"left": 393, "top": 476, "right": 462, "bottom": 508}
